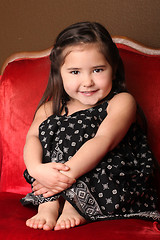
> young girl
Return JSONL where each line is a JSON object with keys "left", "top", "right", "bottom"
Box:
{"left": 21, "top": 22, "right": 160, "bottom": 231}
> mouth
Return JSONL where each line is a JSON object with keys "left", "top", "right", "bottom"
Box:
{"left": 79, "top": 90, "right": 98, "bottom": 96}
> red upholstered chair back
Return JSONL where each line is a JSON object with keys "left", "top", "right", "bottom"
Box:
{"left": 0, "top": 38, "right": 160, "bottom": 195}
{"left": 0, "top": 56, "right": 51, "bottom": 193}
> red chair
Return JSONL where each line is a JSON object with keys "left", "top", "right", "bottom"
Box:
{"left": 0, "top": 37, "right": 160, "bottom": 239}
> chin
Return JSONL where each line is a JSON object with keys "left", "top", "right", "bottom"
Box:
{"left": 80, "top": 99, "right": 100, "bottom": 107}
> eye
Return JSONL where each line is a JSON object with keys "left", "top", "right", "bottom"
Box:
{"left": 70, "top": 70, "right": 80, "bottom": 75}
{"left": 93, "top": 68, "right": 103, "bottom": 73}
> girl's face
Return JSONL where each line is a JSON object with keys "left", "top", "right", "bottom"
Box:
{"left": 60, "top": 44, "right": 113, "bottom": 108}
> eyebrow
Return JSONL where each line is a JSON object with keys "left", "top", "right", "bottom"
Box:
{"left": 67, "top": 68, "right": 80, "bottom": 70}
{"left": 67, "top": 65, "right": 107, "bottom": 70}
{"left": 92, "top": 65, "right": 107, "bottom": 68}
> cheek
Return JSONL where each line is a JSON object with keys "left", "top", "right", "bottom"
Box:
{"left": 99, "top": 77, "right": 112, "bottom": 90}
{"left": 63, "top": 81, "right": 77, "bottom": 95}
{"left": 101, "top": 80, "right": 112, "bottom": 96}
{"left": 63, "top": 83, "right": 70, "bottom": 94}
{"left": 61, "top": 75, "right": 71, "bottom": 92}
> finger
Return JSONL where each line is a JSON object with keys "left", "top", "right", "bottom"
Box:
{"left": 43, "top": 186, "right": 67, "bottom": 197}
{"left": 34, "top": 187, "right": 48, "bottom": 196}
{"left": 32, "top": 180, "right": 39, "bottom": 187}
{"left": 43, "top": 191, "right": 56, "bottom": 198}
{"left": 58, "top": 172, "right": 76, "bottom": 185}
{"left": 32, "top": 184, "right": 40, "bottom": 191}
{"left": 49, "top": 181, "right": 72, "bottom": 191}
{"left": 51, "top": 162, "right": 70, "bottom": 171}
{"left": 32, "top": 183, "right": 44, "bottom": 191}
{"left": 32, "top": 180, "right": 43, "bottom": 188}
{"left": 42, "top": 182, "right": 72, "bottom": 196}
{"left": 33, "top": 178, "right": 72, "bottom": 192}
{"left": 34, "top": 181, "right": 68, "bottom": 195}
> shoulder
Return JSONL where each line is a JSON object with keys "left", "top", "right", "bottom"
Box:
{"left": 26, "top": 101, "right": 53, "bottom": 137}
{"left": 107, "top": 92, "right": 137, "bottom": 115}
{"left": 109, "top": 92, "right": 136, "bottom": 106}
{"left": 35, "top": 101, "right": 53, "bottom": 121}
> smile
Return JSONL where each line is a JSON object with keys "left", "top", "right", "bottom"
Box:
{"left": 79, "top": 90, "right": 98, "bottom": 96}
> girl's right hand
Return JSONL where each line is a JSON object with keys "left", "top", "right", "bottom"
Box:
{"left": 32, "top": 162, "right": 76, "bottom": 192}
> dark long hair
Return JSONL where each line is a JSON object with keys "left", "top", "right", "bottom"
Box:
{"left": 37, "top": 22, "right": 127, "bottom": 115}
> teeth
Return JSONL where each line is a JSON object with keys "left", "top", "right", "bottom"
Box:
{"left": 82, "top": 91, "right": 95, "bottom": 93}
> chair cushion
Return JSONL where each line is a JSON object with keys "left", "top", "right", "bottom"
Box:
{"left": 0, "top": 192, "right": 160, "bottom": 239}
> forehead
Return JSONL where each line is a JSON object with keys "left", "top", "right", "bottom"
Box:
{"left": 63, "top": 43, "right": 97, "bottom": 53}
{"left": 61, "top": 43, "right": 105, "bottom": 65}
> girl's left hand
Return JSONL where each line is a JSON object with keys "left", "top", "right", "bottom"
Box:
{"left": 32, "top": 180, "right": 61, "bottom": 197}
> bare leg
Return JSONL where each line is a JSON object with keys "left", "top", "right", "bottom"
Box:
{"left": 54, "top": 200, "right": 87, "bottom": 231}
{"left": 26, "top": 200, "right": 59, "bottom": 231}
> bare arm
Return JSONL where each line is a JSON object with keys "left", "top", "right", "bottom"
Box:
{"left": 23, "top": 102, "right": 75, "bottom": 192}
{"left": 24, "top": 101, "right": 53, "bottom": 175}
{"left": 61, "top": 93, "right": 137, "bottom": 179}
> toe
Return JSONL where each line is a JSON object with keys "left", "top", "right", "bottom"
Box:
{"left": 70, "top": 218, "right": 76, "bottom": 228}
{"left": 43, "top": 224, "right": 52, "bottom": 231}
{"left": 33, "top": 219, "right": 42, "bottom": 229}
{"left": 75, "top": 217, "right": 81, "bottom": 226}
{"left": 59, "top": 220, "right": 66, "bottom": 229}
{"left": 26, "top": 218, "right": 35, "bottom": 228}
{"left": 43, "top": 220, "right": 55, "bottom": 231}
{"left": 26, "top": 217, "right": 46, "bottom": 230}
{"left": 54, "top": 219, "right": 66, "bottom": 231}
{"left": 54, "top": 223, "right": 61, "bottom": 231}
{"left": 37, "top": 220, "right": 46, "bottom": 229}
{"left": 65, "top": 219, "right": 72, "bottom": 229}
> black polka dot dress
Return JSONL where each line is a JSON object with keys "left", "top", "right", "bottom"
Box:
{"left": 21, "top": 100, "right": 160, "bottom": 222}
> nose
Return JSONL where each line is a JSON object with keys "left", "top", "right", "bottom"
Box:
{"left": 82, "top": 74, "right": 94, "bottom": 87}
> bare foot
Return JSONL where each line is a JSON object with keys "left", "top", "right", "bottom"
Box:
{"left": 26, "top": 200, "right": 59, "bottom": 230}
{"left": 54, "top": 200, "right": 87, "bottom": 231}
